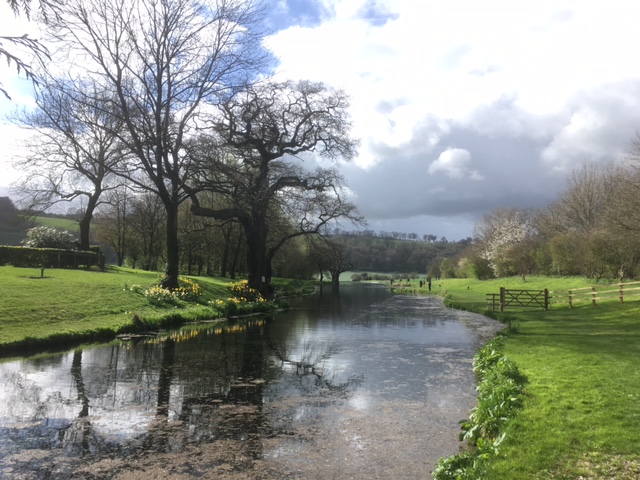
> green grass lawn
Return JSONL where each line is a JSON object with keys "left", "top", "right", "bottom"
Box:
{"left": 422, "top": 276, "right": 640, "bottom": 479}
{"left": 0, "top": 265, "right": 269, "bottom": 352}
{"left": 32, "top": 216, "right": 80, "bottom": 232}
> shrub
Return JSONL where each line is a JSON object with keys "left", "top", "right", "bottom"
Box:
{"left": 23, "top": 226, "right": 77, "bottom": 250}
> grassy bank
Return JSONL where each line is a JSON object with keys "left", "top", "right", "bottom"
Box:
{"left": 4, "top": 267, "right": 639, "bottom": 477}
{"left": 0, "top": 265, "right": 312, "bottom": 355}
{"left": 420, "top": 276, "right": 640, "bottom": 479}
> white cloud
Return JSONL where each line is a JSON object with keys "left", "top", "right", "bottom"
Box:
{"left": 0, "top": 123, "right": 31, "bottom": 186}
{"left": 260, "top": 0, "right": 640, "bottom": 238}
{"left": 428, "top": 148, "right": 483, "bottom": 181}
{"left": 3, "top": 0, "right": 640, "bottom": 239}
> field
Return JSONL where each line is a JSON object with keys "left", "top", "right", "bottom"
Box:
{"left": 32, "top": 215, "right": 80, "bottom": 232}
{"left": 0, "top": 215, "right": 80, "bottom": 246}
{"left": 425, "top": 276, "right": 640, "bottom": 479}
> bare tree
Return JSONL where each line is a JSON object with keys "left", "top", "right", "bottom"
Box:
{"left": 535, "top": 160, "right": 637, "bottom": 277}
{"left": 188, "top": 80, "right": 361, "bottom": 296}
{"left": 541, "top": 162, "right": 615, "bottom": 236}
{"left": 93, "top": 184, "right": 132, "bottom": 266}
{"left": 323, "top": 237, "right": 354, "bottom": 290}
{"left": 607, "top": 133, "right": 640, "bottom": 233}
{"left": 46, "top": 0, "right": 268, "bottom": 288}
{"left": 127, "top": 192, "right": 167, "bottom": 271}
{"left": 13, "top": 79, "right": 125, "bottom": 250}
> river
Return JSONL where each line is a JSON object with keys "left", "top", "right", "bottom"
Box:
{"left": 0, "top": 283, "right": 502, "bottom": 479}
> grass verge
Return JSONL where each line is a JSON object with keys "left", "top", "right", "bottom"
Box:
{"left": 417, "top": 276, "right": 640, "bottom": 479}
{"left": 0, "top": 265, "right": 313, "bottom": 356}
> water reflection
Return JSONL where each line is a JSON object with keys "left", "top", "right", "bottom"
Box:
{"left": 0, "top": 284, "right": 502, "bottom": 479}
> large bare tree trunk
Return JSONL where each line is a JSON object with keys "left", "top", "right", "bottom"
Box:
{"left": 161, "top": 202, "right": 180, "bottom": 290}
{"left": 245, "top": 221, "right": 270, "bottom": 297}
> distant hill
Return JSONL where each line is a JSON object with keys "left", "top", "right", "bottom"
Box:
{"left": 0, "top": 197, "right": 27, "bottom": 245}
{"left": 0, "top": 199, "right": 80, "bottom": 246}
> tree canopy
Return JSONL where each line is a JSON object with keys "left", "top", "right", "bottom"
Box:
{"left": 188, "top": 79, "right": 361, "bottom": 295}
{"left": 43, "top": 0, "right": 269, "bottom": 288}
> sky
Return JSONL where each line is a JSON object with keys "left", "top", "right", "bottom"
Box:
{"left": 2, "top": 0, "right": 640, "bottom": 240}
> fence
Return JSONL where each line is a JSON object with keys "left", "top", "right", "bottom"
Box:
{"left": 564, "top": 281, "right": 640, "bottom": 308}
{"left": 486, "top": 287, "right": 549, "bottom": 312}
{"left": 487, "top": 281, "right": 640, "bottom": 311}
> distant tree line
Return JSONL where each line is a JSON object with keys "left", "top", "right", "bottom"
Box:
{"left": 2, "top": 192, "right": 465, "bottom": 285}
{"left": 323, "top": 232, "right": 470, "bottom": 277}
{"left": 344, "top": 230, "right": 448, "bottom": 243}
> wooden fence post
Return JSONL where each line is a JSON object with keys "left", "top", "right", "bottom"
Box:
{"left": 544, "top": 289, "right": 549, "bottom": 310}
{"left": 500, "top": 287, "right": 505, "bottom": 313}
{"left": 592, "top": 286, "right": 597, "bottom": 307}
{"left": 568, "top": 289, "right": 573, "bottom": 309}
{"left": 620, "top": 283, "right": 624, "bottom": 304}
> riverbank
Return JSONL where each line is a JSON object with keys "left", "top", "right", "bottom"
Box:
{"left": 0, "top": 265, "right": 313, "bottom": 355}
{"left": 4, "top": 268, "right": 640, "bottom": 478}
{"left": 0, "top": 283, "right": 503, "bottom": 479}
{"left": 424, "top": 276, "right": 640, "bottom": 479}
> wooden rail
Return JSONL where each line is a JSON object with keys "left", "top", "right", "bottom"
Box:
{"left": 564, "top": 281, "right": 640, "bottom": 308}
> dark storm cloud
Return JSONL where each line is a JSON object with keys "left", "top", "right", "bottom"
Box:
{"left": 345, "top": 127, "right": 555, "bottom": 220}
{"left": 342, "top": 76, "right": 640, "bottom": 239}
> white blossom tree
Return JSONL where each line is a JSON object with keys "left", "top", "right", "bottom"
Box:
{"left": 474, "top": 208, "right": 536, "bottom": 278}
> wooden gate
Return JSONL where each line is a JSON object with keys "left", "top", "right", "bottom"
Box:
{"left": 486, "top": 288, "right": 549, "bottom": 312}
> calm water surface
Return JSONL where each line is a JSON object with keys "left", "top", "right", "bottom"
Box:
{"left": 0, "top": 284, "right": 501, "bottom": 479}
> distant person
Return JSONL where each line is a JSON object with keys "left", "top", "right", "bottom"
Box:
{"left": 427, "top": 277, "right": 432, "bottom": 291}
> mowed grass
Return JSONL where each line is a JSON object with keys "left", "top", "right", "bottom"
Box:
{"left": 0, "top": 265, "right": 231, "bottom": 348}
{"left": 424, "top": 276, "right": 640, "bottom": 479}
{"left": 32, "top": 216, "right": 80, "bottom": 232}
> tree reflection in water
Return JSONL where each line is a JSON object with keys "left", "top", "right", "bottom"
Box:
{"left": 0, "top": 286, "right": 503, "bottom": 479}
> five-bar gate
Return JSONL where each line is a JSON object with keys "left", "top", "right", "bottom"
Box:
{"left": 486, "top": 287, "right": 549, "bottom": 312}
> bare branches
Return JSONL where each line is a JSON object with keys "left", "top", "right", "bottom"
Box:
{"left": 43, "top": 0, "right": 269, "bottom": 286}
{"left": 0, "top": 34, "right": 50, "bottom": 99}
{"left": 209, "top": 80, "right": 359, "bottom": 162}
{"left": 1, "top": 0, "right": 62, "bottom": 99}
{"left": 6, "top": 0, "right": 61, "bottom": 21}
{"left": 189, "top": 79, "right": 361, "bottom": 294}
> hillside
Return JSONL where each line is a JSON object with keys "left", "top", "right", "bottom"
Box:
{"left": 0, "top": 201, "right": 80, "bottom": 246}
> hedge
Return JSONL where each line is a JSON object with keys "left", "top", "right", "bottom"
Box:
{"left": 0, "top": 245, "right": 105, "bottom": 271}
